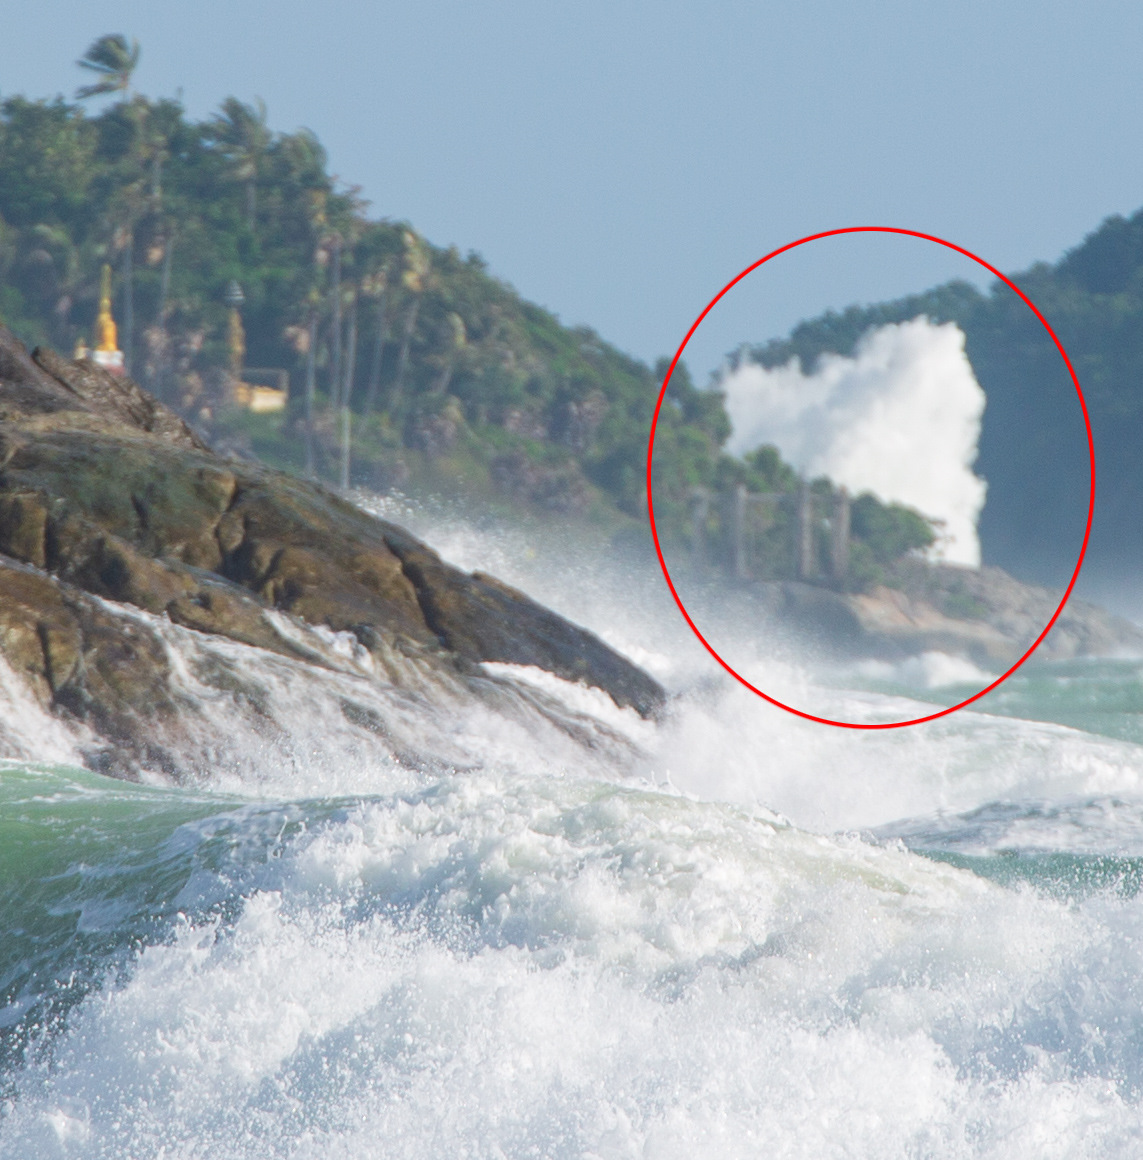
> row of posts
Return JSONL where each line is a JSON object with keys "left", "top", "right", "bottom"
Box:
{"left": 689, "top": 482, "right": 851, "bottom": 586}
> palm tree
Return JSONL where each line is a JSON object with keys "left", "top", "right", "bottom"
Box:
{"left": 208, "top": 98, "right": 271, "bottom": 230}
{"left": 137, "top": 98, "right": 184, "bottom": 209}
{"left": 390, "top": 231, "right": 431, "bottom": 407}
{"left": 361, "top": 262, "right": 392, "bottom": 415}
{"left": 303, "top": 304, "right": 318, "bottom": 478}
{"left": 75, "top": 34, "right": 140, "bottom": 101}
{"left": 117, "top": 224, "right": 135, "bottom": 375}
{"left": 433, "top": 312, "right": 467, "bottom": 395}
{"left": 328, "top": 234, "right": 343, "bottom": 402}
{"left": 339, "top": 289, "right": 358, "bottom": 490}
{"left": 324, "top": 218, "right": 363, "bottom": 412}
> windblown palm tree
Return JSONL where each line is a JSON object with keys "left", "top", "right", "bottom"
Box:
{"left": 361, "top": 262, "right": 392, "bottom": 415}
{"left": 339, "top": 288, "right": 359, "bottom": 490}
{"left": 433, "top": 312, "right": 467, "bottom": 395}
{"left": 208, "top": 98, "right": 272, "bottom": 230}
{"left": 75, "top": 34, "right": 140, "bottom": 101}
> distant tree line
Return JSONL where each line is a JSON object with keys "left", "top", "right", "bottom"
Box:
{"left": 735, "top": 212, "right": 1143, "bottom": 588}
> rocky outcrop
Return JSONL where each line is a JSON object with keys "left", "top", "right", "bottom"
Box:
{"left": 0, "top": 326, "right": 664, "bottom": 778}
{"left": 758, "top": 559, "right": 1143, "bottom": 666}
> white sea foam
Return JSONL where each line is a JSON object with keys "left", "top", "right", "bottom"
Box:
{"left": 8, "top": 496, "right": 1143, "bottom": 1158}
{"left": 720, "top": 317, "right": 988, "bottom": 566}
{"left": 851, "top": 650, "right": 997, "bottom": 690}
{"left": 5, "top": 772, "right": 1143, "bottom": 1159}
{"left": 0, "top": 653, "right": 89, "bottom": 767}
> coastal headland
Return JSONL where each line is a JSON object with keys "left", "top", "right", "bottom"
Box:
{"left": 1, "top": 323, "right": 1138, "bottom": 777}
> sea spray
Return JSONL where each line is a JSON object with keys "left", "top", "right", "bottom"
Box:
{"left": 0, "top": 657, "right": 89, "bottom": 767}
{"left": 7, "top": 499, "right": 1143, "bottom": 1157}
{"left": 720, "top": 318, "right": 988, "bottom": 566}
{"left": 353, "top": 491, "right": 1143, "bottom": 833}
{"left": 5, "top": 765, "right": 1143, "bottom": 1157}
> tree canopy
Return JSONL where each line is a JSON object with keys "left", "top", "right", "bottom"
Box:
{"left": 0, "top": 47, "right": 941, "bottom": 590}
{"left": 739, "top": 213, "right": 1143, "bottom": 588}
{"left": 75, "top": 34, "right": 140, "bottom": 101}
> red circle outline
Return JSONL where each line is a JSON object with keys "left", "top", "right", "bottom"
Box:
{"left": 646, "top": 226, "right": 1096, "bottom": 729}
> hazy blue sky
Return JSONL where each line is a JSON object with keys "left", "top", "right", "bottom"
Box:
{"left": 3, "top": 1, "right": 1142, "bottom": 379}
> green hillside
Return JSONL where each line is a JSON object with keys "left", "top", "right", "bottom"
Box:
{"left": 0, "top": 82, "right": 695, "bottom": 525}
{"left": 0, "top": 38, "right": 931, "bottom": 591}
{"left": 740, "top": 219, "right": 1143, "bottom": 589}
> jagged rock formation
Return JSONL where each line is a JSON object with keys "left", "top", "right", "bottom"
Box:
{"left": 0, "top": 327, "right": 664, "bottom": 778}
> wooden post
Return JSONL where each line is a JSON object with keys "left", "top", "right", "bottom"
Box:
{"left": 732, "top": 484, "right": 748, "bottom": 580}
{"left": 750, "top": 494, "right": 779, "bottom": 579}
{"left": 797, "top": 479, "right": 814, "bottom": 580}
{"left": 689, "top": 487, "right": 710, "bottom": 567}
{"left": 831, "top": 487, "right": 850, "bottom": 587}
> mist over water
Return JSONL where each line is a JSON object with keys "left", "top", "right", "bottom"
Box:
{"left": 5, "top": 494, "right": 1143, "bottom": 1157}
{"left": 720, "top": 318, "right": 988, "bottom": 566}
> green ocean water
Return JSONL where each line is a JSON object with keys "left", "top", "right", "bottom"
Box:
{"left": 854, "top": 657, "right": 1143, "bottom": 744}
{"left": 0, "top": 765, "right": 368, "bottom": 1088}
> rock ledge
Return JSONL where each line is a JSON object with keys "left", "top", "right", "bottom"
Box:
{"left": 0, "top": 326, "right": 664, "bottom": 776}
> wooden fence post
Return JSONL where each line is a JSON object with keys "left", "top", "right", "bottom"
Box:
{"left": 831, "top": 487, "right": 850, "bottom": 586}
{"left": 797, "top": 480, "right": 814, "bottom": 580}
{"left": 732, "top": 484, "right": 747, "bottom": 580}
{"left": 689, "top": 487, "right": 710, "bottom": 567}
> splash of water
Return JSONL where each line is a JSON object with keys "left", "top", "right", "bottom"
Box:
{"left": 7, "top": 496, "right": 1143, "bottom": 1157}
{"left": 720, "top": 317, "right": 988, "bottom": 566}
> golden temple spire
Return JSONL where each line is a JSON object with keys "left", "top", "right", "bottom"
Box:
{"left": 95, "top": 264, "right": 118, "bottom": 353}
{"left": 84, "top": 262, "right": 125, "bottom": 374}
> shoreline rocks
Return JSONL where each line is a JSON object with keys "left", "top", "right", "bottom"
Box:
{"left": 752, "top": 559, "right": 1143, "bottom": 666}
{"left": 0, "top": 327, "right": 665, "bottom": 778}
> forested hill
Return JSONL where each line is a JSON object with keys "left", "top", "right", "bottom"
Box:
{"left": 0, "top": 74, "right": 733, "bottom": 534}
{"left": 5, "top": 46, "right": 1143, "bottom": 597}
{"left": 0, "top": 55, "right": 940, "bottom": 592}
{"left": 740, "top": 217, "right": 1143, "bottom": 591}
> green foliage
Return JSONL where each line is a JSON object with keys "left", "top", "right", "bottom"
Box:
{"left": 850, "top": 494, "right": 936, "bottom": 563}
{"left": 742, "top": 445, "right": 798, "bottom": 492}
{"left": 75, "top": 34, "right": 139, "bottom": 101}
{"left": 0, "top": 55, "right": 941, "bottom": 587}
{"left": 0, "top": 98, "right": 95, "bottom": 228}
{"left": 739, "top": 211, "right": 1143, "bottom": 585}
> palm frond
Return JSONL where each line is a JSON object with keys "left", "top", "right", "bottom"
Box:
{"left": 75, "top": 34, "right": 139, "bottom": 100}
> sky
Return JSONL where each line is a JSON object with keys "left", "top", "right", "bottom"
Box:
{"left": 2, "top": 1, "right": 1143, "bottom": 381}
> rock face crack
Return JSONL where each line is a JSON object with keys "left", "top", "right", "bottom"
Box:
{"left": 130, "top": 493, "right": 149, "bottom": 535}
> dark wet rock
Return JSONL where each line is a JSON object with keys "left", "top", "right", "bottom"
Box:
{"left": 0, "top": 326, "right": 665, "bottom": 776}
{"left": 0, "top": 557, "right": 183, "bottom": 777}
{"left": 381, "top": 527, "right": 664, "bottom": 717}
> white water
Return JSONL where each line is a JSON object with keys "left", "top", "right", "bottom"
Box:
{"left": 4, "top": 496, "right": 1143, "bottom": 1158}
{"left": 720, "top": 318, "right": 988, "bottom": 566}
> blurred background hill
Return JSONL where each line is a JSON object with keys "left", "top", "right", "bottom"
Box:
{"left": 0, "top": 41, "right": 1140, "bottom": 606}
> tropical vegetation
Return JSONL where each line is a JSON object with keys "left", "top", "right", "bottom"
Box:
{"left": 0, "top": 35, "right": 938, "bottom": 590}
{"left": 738, "top": 214, "right": 1143, "bottom": 588}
